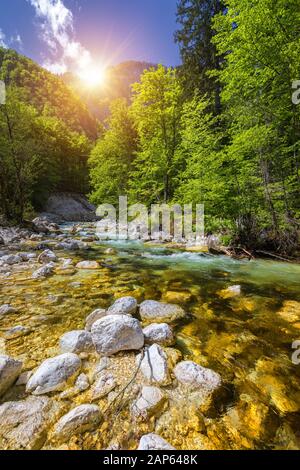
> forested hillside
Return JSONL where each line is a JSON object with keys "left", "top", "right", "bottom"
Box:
{"left": 0, "top": 47, "right": 98, "bottom": 221}
{"left": 89, "top": 0, "right": 300, "bottom": 254}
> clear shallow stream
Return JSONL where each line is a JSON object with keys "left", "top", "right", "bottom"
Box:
{"left": 1, "top": 224, "right": 300, "bottom": 449}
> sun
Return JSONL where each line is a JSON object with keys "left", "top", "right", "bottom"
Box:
{"left": 77, "top": 65, "right": 106, "bottom": 88}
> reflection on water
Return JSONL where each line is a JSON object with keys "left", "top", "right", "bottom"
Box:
{"left": 1, "top": 227, "right": 300, "bottom": 449}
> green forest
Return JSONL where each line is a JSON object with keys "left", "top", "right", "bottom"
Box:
{"left": 1, "top": 0, "right": 300, "bottom": 254}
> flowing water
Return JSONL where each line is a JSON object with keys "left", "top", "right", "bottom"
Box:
{"left": 1, "top": 224, "right": 300, "bottom": 449}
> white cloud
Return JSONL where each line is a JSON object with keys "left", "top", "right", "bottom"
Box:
{"left": 0, "top": 29, "right": 8, "bottom": 48}
{"left": 28, "top": 0, "right": 92, "bottom": 74}
{"left": 11, "top": 34, "right": 23, "bottom": 49}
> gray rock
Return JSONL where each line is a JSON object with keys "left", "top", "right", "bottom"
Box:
{"left": 32, "top": 216, "right": 56, "bottom": 234}
{"left": 0, "top": 355, "right": 22, "bottom": 396}
{"left": 38, "top": 249, "right": 57, "bottom": 264}
{"left": 18, "top": 252, "right": 37, "bottom": 261}
{"left": 60, "top": 258, "right": 74, "bottom": 269}
{"left": 131, "top": 386, "right": 167, "bottom": 420}
{"left": 138, "top": 433, "right": 175, "bottom": 450}
{"left": 75, "top": 373, "right": 90, "bottom": 392}
{"left": 91, "top": 314, "right": 144, "bottom": 356}
{"left": 143, "top": 323, "right": 175, "bottom": 346}
{"left": 57, "top": 239, "right": 87, "bottom": 251}
{"left": 4, "top": 325, "right": 31, "bottom": 339}
{"left": 140, "top": 300, "right": 186, "bottom": 324}
{"left": 92, "top": 357, "right": 110, "bottom": 379}
{"left": 0, "top": 254, "right": 22, "bottom": 265}
{"left": 32, "top": 262, "right": 55, "bottom": 279}
{"left": 42, "top": 193, "right": 97, "bottom": 222}
{"left": 107, "top": 296, "right": 138, "bottom": 316}
{"left": 138, "top": 344, "right": 169, "bottom": 385}
{"left": 26, "top": 353, "right": 81, "bottom": 395}
{"left": 104, "top": 248, "right": 116, "bottom": 255}
{"left": 90, "top": 372, "right": 116, "bottom": 400}
{"left": 0, "top": 396, "right": 61, "bottom": 450}
{"left": 85, "top": 308, "right": 107, "bottom": 331}
{"left": 16, "top": 370, "right": 33, "bottom": 386}
{"left": 59, "top": 330, "right": 94, "bottom": 354}
{"left": 53, "top": 404, "right": 101, "bottom": 442}
{"left": 76, "top": 260, "right": 99, "bottom": 269}
{"left": 0, "top": 304, "right": 17, "bottom": 316}
{"left": 174, "top": 361, "right": 221, "bottom": 392}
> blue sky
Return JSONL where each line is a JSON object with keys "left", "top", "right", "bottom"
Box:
{"left": 0, "top": 0, "right": 181, "bottom": 74}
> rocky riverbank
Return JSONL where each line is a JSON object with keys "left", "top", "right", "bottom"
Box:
{"left": 0, "top": 294, "right": 223, "bottom": 450}
{"left": 0, "top": 220, "right": 300, "bottom": 450}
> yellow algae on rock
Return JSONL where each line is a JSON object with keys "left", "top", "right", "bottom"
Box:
{"left": 162, "top": 291, "right": 193, "bottom": 304}
{"left": 277, "top": 301, "right": 300, "bottom": 323}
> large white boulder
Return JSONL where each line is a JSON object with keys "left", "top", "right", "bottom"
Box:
{"left": 91, "top": 314, "right": 144, "bottom": 356}
{"left": 59, "top": 330, "right": 94, "bottom": 354}
{"left": 53, "top": 404, "right": 102, "bottom": 442}
{"left": 0, "top": 355, "right": 22, "bottom": 397}
{"left": 107, "top": 296, "right": 138, "bottom": 316}
{"left": 26, "top": 353, "right": 81, "bottom": 395}
{"left": 138, "top": 344, "right": 169, "bottom": 385}
{"left": 138, "top": 433, "right": 175, "bottom": 450}
{"left": 140, "top": 300, "right": 186, "bottom": 324}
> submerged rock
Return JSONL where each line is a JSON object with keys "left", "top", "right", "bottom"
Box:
{"left": 277, "top": 301, "right": 300, "bottom": 323}
{"left": 138, "top": 344, "right": 170, "bottom": 385}
{"left": 76, "top": 260, "right": 100, "bottom": 269}
{"left": 163, "top": 291, "right": 192, "bottom": 304}
{"left": 4, "top": 325, "right": 31, "bottom": 340}
{"left": 218, "top": 285, "right": 242, "bottom": 299}
{"left": 91, "top": 314, "right": 144, "bottom": 356}
{"left": 138, "top": 433, "right": 175, "bottom": 450}
{"left": 0, "top": 396, "right": 60, "bottom": 450}
{"left": 57, "top": 239, "right": 87, "bottom": 251}
{"left": 0, "top": 355, "right": 22, "bottom": 397}
{"left": 59, "top": 330, "right": 94, "bottom": 354}
{"left": 85, "top": 308, "right": 107, "bottom": 331}
{"left": 104, "top": 248, "right": 116, "bottom": 255}
{"left": 32, "top": 262, "right": 55, "bottom": 279}
{"left": 174, "top": 361, "right": 221, "bottom": 392}
{"left": 131, "top": 386, "right": 167, "bottom": 420}
{"left": 0, "top": 304, "right": 17, "bottom": 316}
{"left": 52, "top": 404, "right": 102, "bottom": 443}
{"left": 143, "top": 323, "right": 175, "bottom": 346}
{"left": 140, "top": 300, "right": 186, "bottom": 324}
{"left": 26, "top": 353, "right": 81, "bottom": 395}
{"left": 107, "top": 296, "right": 138, "bottom": 316}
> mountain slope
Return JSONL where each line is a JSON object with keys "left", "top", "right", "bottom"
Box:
{"left": 0, "top": 47, "right": 98, "bottom": 139}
